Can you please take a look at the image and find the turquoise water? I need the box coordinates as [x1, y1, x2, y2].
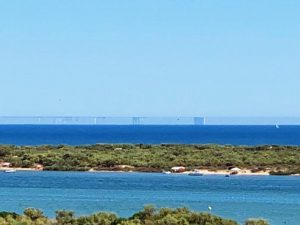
[0, 171, 299, 225]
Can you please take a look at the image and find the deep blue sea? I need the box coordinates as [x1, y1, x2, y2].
[0, 125, 300, 145]
[0, 172, 299, 225]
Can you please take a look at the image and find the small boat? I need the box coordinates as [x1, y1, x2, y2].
[4, 169, 16, 173]
[188, 171, 203, 176]
[162, 171, 171, 174]
[225, 174, 230, 177]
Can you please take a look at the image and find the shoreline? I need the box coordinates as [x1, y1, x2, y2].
[0, 167, 36, 171]
[2, 167, 299, 176]
[183, 169, 271, 176]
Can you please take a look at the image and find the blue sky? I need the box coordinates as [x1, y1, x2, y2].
[0, 0, 299, 117]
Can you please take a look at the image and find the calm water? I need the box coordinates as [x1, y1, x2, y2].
[0, 125, 300, 145]
[0, 171, 299, 225]
[1, 125, 300, 225]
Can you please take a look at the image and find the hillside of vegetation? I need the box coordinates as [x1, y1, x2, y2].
[0, 206, 269, 225]
[0, 144, 300, 174]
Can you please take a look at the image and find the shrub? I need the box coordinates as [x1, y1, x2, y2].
[245, 218, 270, 225]
[24, 208, 44, 220]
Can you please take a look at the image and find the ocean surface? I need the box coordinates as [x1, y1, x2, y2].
[1, 125, 300, 225]
[0, 171, 299, 225]
[0, 125, 300, 145]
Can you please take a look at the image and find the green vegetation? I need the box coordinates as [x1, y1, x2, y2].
[245, 219, 270, 225]
[0, 207, 269, 225]
[0, 144, 300, 174]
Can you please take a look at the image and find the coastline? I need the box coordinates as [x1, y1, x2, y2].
[183, 169, 271, 176]
[2, 167, 300, 176]
[94, 168, 273, 176]
[0, 167, 36, 171]
[0, 167, 278, 176]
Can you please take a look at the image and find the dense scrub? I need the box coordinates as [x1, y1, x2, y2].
[0, 144, 300, 174]
[0, 207, 269, 225]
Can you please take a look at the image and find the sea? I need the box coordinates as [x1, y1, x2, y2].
[0, 172, 299, 225]
[0, 125, 300, 225]
[0, 125, 300, 145]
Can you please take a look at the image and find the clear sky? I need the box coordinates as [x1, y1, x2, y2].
[0, 0, 299, 117]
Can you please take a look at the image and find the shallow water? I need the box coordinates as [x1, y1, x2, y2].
[0, 171, 299, 225]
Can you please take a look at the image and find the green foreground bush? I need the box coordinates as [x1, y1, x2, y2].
[0, 207, 270, 225]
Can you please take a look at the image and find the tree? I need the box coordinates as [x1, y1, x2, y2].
[56, 210, 75, 225]
[24, 208, 44, 220]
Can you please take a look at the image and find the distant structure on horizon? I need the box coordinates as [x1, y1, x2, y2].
[194, 117, 205, 125]
[0, 116, 299, 125]
[0, 116, 205, 125]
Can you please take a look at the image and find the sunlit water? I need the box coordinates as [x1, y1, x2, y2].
[0, 171, 299, 225]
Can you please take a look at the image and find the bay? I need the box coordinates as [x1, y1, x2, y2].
[0, 172, 299, 225]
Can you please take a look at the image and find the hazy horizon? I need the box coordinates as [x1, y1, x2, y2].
[0, 116, 300, 125]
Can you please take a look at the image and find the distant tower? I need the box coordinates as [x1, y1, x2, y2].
[132, 117, 140, 125]
[193, 117, 205, 125]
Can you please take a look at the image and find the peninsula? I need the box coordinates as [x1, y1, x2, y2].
[0, 144, 299, 175]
